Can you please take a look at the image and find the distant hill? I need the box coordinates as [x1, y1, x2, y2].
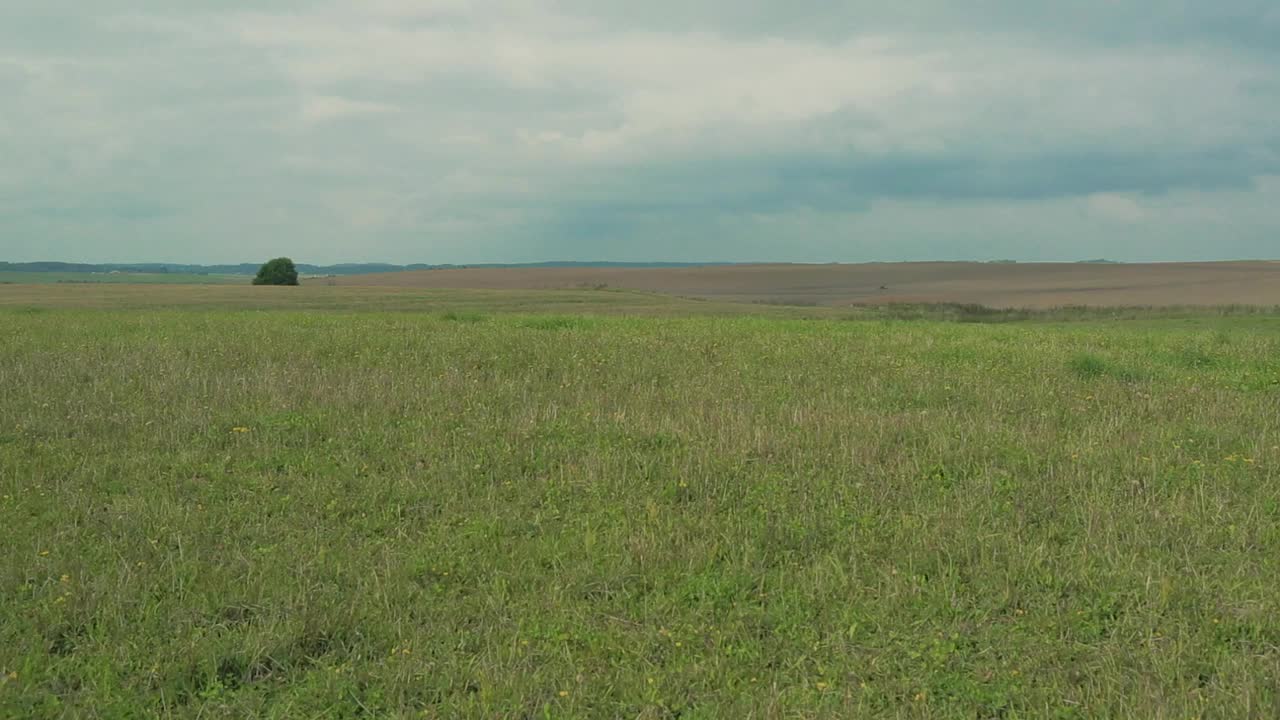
[0, 261, 729, 277]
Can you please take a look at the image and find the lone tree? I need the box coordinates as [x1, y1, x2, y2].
[253, 257, 300, 286]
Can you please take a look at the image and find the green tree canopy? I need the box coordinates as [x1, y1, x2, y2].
[253, 257, 300, 286]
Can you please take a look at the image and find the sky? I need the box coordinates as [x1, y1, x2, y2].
[2, 1, 1279, 265]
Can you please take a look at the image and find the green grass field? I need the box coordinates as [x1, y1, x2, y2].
[2, 287, 1280, 718]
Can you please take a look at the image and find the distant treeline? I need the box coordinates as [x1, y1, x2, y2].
[0, 261, 728, 276]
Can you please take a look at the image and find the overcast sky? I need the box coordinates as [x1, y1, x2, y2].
[3, 1, 1278, 264]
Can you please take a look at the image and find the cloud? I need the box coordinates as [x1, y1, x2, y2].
[300, 95, 398, 124]
[1, 1, 1278, 263]
[1086, 194, 1146, 224]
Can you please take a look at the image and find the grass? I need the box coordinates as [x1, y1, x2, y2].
[0, 272, 248, 286]
[0, 284, 816, 317]
[2, 289, 1280, 717]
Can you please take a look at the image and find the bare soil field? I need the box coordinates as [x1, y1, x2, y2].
[337, 261, 1280, 308]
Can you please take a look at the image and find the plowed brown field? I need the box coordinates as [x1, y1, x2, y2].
[336, 261, 1280, 308]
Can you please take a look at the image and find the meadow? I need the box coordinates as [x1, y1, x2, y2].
[2, 285, 1280, 718]
[334, 261, 1280, 309]
[0, 272, 246, 286]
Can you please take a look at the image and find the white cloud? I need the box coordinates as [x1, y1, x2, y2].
[226, 3, 1273, 165]
[300, 95, 398, 124]
[1086, 193, 1146, 223]
[1, 1, 1277, 263]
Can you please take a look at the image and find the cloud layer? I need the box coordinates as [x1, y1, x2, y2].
[3, 1, 1278, 263]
